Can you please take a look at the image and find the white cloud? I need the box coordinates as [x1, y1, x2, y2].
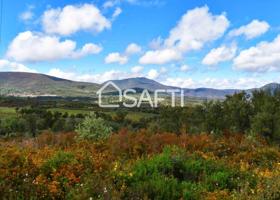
[73, 43, 103, 59]
[20, 11, 34, 21]
[125, 43, 142, 55]
[0, 59, 36, 73]
[6, 31, 102, 62]
[228, 20, 270, 39]
[112, 7, 122, 20]
[131, 65, 144, 73]
[160, 67, 168, 73]
[163, 78, 194, 88]
[105, 43, 141, 65]
[19, 5, 35, 22]
[180, 64, 190, 72]
[45, 68, 274, 89]
[105, 52, 128, 64]
[103, 1, 116, 9]
[147, 69, 160, 79]
[163, 77, 271, 89]
[164, 6, 229, 52]
[103, 0, 164, 8]
[140, 6, 229, 65]
[202, 44, 237, 65]
[47, 67, 146, 83]
[48, 68, 76, 80]
[42, 4, 111, 36]
[139, 48, 182, 65]
[149, 37, 163, 50]
[233, 35, 280, 72]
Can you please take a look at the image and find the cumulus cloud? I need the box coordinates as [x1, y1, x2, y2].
[164, 6, 229, 52]
[125, 43, 142, 55]
[73, 43, 103, 59]
[105, 52, 128, 64]
[233, 35, 280, 72]
[42, 4, 111, 36]
[228, 20, 270, 39]
[6, 31, 102, 62]
[105, 43, 141, 65]
[139, 6, 229, 65]
[202, 44, 237, 66]
[0, 59, 36, 73]
[139, 48, 182, 65]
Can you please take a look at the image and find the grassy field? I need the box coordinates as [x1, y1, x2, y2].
[0, 107, 16, 117]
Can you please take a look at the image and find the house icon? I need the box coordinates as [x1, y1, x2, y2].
[96, 81, 122, 108]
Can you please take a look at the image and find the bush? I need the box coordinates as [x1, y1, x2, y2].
[75, 112, 112, 141]
[115, 146, 256, 199]
[41, 151, 76, 175]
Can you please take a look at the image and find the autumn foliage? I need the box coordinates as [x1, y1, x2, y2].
[0, 130, 279, 199]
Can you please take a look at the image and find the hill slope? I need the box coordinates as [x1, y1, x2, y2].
[108, 77, 178, 91]
[0, 72, 100, 97]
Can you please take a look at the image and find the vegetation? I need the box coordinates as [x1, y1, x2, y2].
[1, 90, 280, 199]
[0, 131, 279, 199]
[75, 113, 112, 140]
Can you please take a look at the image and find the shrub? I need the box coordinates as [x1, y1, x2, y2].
[75, 112, 112, 141]
[114, 147, 256, 199]
[41, 151, 76, 176]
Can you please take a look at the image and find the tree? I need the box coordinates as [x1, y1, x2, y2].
[75, 112, 112, 141]
[223, 92, 252, 133]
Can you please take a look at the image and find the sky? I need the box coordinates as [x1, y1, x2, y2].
[0, 0, 280, 89]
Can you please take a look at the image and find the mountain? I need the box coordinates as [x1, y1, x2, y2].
[108, 77, 178, 91]
[260, 83, 280, 92]
[108, 77, 239, 98]
[0, 72, 279, 99]
[183, 88, 240, 99]
[0, 72, 99, 97]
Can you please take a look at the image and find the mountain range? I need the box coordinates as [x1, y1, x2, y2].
[0, 72, 278, 99]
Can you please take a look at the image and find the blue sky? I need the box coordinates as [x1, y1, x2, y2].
[0, 0, 280, 89]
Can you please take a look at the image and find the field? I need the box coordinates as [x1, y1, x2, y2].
[0, 106, 17, 117]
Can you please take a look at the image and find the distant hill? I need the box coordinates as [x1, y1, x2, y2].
[0, 72, 279, 99]
[108, 77, 239, 98]
[260, 83, 280, 92]
[108, 77, 178, 91]
[0, 72, 99, 97]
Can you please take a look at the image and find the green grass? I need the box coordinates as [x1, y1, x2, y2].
[48, 108, 91, 115]
[0, 107, 17, 117]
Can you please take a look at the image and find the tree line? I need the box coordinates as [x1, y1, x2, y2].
[1, 90, 280, 143]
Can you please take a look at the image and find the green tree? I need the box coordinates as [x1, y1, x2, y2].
[75, 112, 112, 141]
